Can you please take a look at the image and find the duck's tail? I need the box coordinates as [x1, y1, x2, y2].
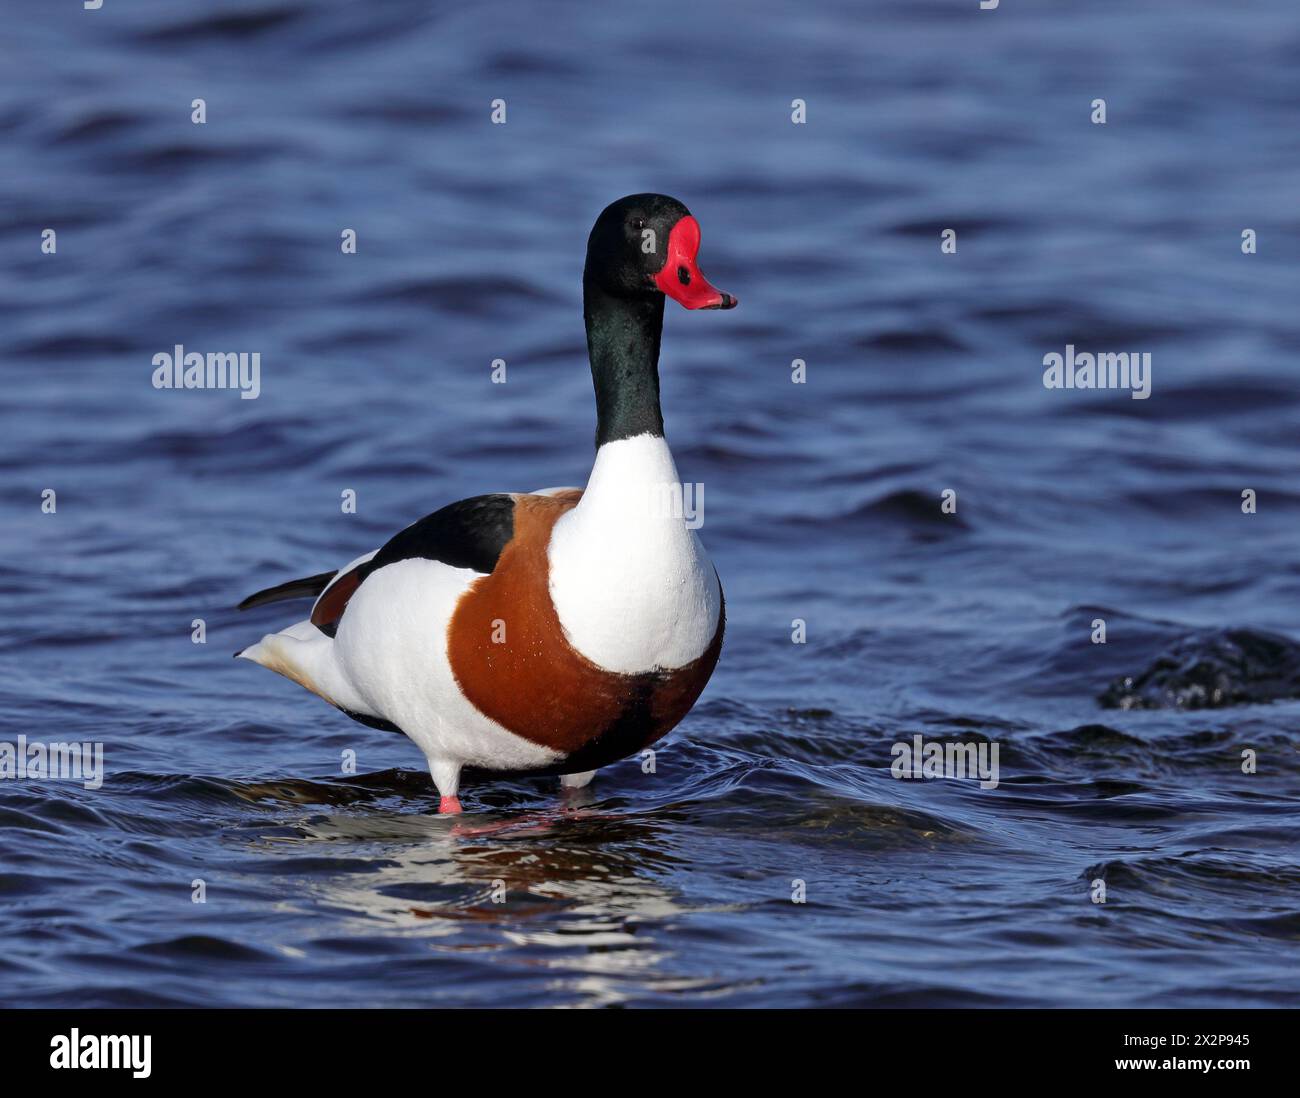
[234, 619, 350, 704]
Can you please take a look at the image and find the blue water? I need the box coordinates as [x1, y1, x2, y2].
[2, 0, 1299, 1007]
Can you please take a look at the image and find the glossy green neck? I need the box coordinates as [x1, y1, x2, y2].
[583, 280, 665, 447]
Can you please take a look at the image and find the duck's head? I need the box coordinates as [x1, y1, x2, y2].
[584, 193, 738, 311]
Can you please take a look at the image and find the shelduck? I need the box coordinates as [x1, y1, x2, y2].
[236, 194, 736, 813]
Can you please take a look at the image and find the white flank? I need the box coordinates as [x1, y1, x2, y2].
[547, 433, 721, 674]
[241, 556, 561, 796]
[329, 558, 562, 779]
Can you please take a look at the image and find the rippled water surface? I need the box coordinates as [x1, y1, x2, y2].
[3, 0, 1299, 1007]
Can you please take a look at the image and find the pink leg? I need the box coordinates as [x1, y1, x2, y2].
[429, 760, 463, 815]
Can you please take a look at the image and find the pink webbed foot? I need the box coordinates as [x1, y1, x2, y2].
[439, 796, 463, 815]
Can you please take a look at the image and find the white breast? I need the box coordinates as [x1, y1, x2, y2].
[547, 433, 721, 674]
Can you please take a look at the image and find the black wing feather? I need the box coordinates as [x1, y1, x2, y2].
[237, 494, 516, 616]
[365, 493, 516, 576]
[237, 570, 337, 611]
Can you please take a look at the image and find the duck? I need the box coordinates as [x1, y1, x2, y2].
[236, 194, 736, 813]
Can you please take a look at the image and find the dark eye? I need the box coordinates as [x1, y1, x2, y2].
[630, 217, 646, 231]
[677, 265, 691, 286]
